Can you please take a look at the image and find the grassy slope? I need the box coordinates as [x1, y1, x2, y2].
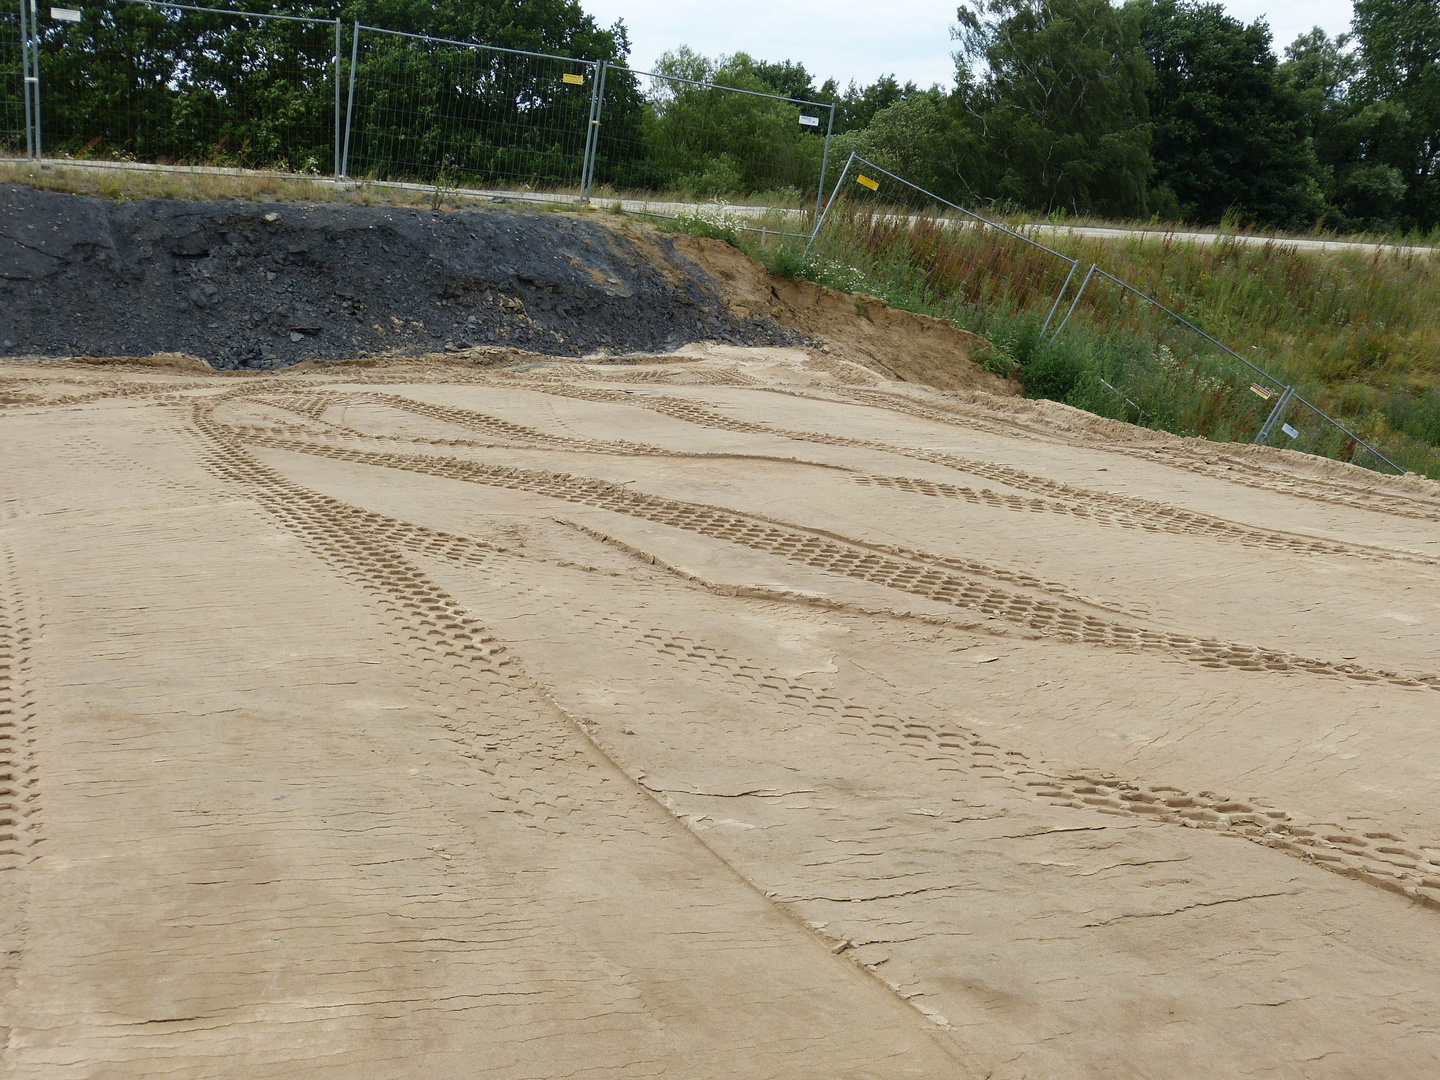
[734, 205, 1440, 478]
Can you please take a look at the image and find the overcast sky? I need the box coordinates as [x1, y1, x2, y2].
[580, 0, 1357, 91]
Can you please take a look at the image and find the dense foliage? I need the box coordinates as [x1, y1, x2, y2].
[7, 0, 1440, 231]
[684, 0, 1440, 233]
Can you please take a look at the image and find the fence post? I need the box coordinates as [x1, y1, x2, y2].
[18, 0, 32, 158]
[1254, 385, 1295, 444]
[1038, 259, 1078, 342]
[813, 103, 835, 225]
[579, 59, 604, 205]
[805, 150, 855, 255]
[1050, 263, 1096, 338]
[22, 0, 41, 158]
[340, 21, 359, 179]
[332, 19, 341, 177]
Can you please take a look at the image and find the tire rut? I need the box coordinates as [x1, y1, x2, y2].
[224, 421, 1440, 692]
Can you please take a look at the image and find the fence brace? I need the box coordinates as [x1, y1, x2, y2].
[579, 59, 606, 204]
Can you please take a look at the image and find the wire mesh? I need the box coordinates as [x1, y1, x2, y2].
[34, 0, 337, 171]
[2, 5, 23, 155]
[806, 153, 1078, 326]
[342, 26, 596, 192]
[1052, 266, 1403, 471]
[1051, 267, 1283, 442]
[587, 64, 834, 211]
[1276, 395, 1398, 473]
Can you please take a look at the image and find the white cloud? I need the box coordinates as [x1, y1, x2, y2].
[580, 0, 1358, 92]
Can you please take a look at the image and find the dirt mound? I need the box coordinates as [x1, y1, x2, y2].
[670, 235, 1019, 396]
[0, 184, 800, 369]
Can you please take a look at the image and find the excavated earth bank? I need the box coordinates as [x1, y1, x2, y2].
[0, 183, 1018, 398]
[0, 183, 805, 369]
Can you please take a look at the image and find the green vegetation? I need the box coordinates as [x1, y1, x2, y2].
[716, 206, 1440, 477]
[588, 49, 830, 199]
[672, 0, 1440, 237]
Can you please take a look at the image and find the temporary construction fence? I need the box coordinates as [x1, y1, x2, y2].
[1048, 265, 1403, 473]
[808, 154, 1405, 475]
[339, 25, 599, 192]
[7, 2, 839, 211]
[807, 153, 1080, 335]
[584, 63, 835, 218]
[18, 0, 339, 173]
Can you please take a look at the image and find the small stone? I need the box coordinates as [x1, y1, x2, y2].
[264, 212, 280, 223]
[289, 332, 304, 343]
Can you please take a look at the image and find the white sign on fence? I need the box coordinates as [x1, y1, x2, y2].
[51, 7, 81, 20]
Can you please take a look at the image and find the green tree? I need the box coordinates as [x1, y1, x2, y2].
[830, 90, 971, 198]
[1352, 0, 1440, 229]
[1281, 27, 1410, 229]
[614, 47, 828, 197]
[952, 0, 1153, 217]
[816, 74, 925, 134]
[1139, 0, 1323, 226]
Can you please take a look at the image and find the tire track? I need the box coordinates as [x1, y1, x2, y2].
[224, 422, 1440, 692]
[510, 381, 1437, 566]
[853, 474, 1434, 565]
[830, 385, 1440, 524]
[0, 550, 41, 871]
[188, 393, 649, 838]
[407, 531, 1440, 917]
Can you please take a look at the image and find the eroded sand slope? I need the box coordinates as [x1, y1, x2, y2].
[2, 349, 1439, 1078]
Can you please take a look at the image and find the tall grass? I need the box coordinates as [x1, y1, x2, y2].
[750, 201, 1440, 478]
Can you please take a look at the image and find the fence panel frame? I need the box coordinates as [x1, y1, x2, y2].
[342, 23, 598, 199]
[1051, 266, 1404, 473]
[28, 0, 341, 171]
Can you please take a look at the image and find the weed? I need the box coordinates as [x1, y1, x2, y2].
[752, 201, 1440, 477]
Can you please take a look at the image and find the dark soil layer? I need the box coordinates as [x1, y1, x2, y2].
[0, 184, 800, 369]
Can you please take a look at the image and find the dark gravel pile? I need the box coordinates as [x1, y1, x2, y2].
[0, 184, 800, 369]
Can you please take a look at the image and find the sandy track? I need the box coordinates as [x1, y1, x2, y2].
[2, 348, 1439, 1078]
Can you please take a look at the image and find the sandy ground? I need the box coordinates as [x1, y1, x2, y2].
[2, 347, 1440, 1078]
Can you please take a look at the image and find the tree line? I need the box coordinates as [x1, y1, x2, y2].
[797, 0, 1440, 234]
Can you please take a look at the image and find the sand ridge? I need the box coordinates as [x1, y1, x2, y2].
[2, 350, 1439, 1077]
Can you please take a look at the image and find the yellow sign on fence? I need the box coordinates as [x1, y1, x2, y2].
[562, 72, 585, 85]
[856, 174, 879, 191]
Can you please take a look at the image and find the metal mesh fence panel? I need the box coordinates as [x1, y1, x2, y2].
[34, 0, 338, 171]
[1051, 266, 1281, 443]
[342, 26, 597, 192]
[2, 5, 23, 155]
[806, 153, 1078, 329]
[1273, 395, 1398, 473]
[1051, 266, 1403, 472]
[587, 64, 834, 213]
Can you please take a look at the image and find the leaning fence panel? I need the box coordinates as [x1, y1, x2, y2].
[587, 64, 834, 221]
[2, 4, 23, 155]
[342, 26, 596, 193]
[806, 153, 1079, 337]
[1050, 266, 1285, 443]
[33, 0, 338, 172]
[1049, 264, 1404, 472]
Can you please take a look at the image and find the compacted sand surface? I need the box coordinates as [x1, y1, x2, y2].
[2, 349, 1440, 1078]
